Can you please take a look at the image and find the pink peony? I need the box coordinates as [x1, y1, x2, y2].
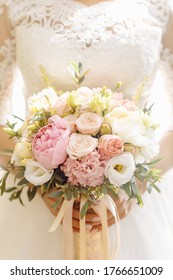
[98, 134, 124, 160]
[32, 115, 70, 169]
[61, 150, 105, 187]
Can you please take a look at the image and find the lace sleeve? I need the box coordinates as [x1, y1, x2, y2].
[0, 2, 16, 125]
[159, 6, 173, 131]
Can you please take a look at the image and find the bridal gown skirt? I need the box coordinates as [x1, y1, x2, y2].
[0, 170, 173, 260]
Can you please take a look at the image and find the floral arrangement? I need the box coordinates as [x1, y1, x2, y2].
[0, 63, 161, 222]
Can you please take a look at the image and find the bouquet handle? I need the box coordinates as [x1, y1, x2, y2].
[49, 195, 120, 260]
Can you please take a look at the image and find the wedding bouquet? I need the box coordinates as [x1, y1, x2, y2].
[0, 64, 161, 260]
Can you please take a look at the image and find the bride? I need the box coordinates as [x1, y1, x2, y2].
[0, 0, 173, 259]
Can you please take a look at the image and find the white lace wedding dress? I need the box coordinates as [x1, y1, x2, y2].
[0, 0, 173, 259]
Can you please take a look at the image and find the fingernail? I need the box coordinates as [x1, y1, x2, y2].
[91, 217, 100, 222]
[85, 224, 92, 230]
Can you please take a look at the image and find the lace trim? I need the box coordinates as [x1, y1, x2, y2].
[0, 38, 16, 123]
[159, 47, 173, 130]
[161, 47, 173, 68]
[147, 0, 171, 30]
[6, 0, 163, 50]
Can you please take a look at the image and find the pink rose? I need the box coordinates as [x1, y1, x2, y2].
[32, 115, 70, 169]
[98, 134, 124, 159]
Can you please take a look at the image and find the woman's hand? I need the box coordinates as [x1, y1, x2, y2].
[38, 188, 138, 233]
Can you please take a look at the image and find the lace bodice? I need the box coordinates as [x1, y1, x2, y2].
[0, 0, 172, 124]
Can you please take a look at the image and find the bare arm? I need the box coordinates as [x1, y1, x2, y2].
[0, 4, 16, 166]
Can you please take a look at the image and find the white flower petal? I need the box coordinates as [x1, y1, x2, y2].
[24, 160, 53, 186]
[105, 152, 136, 187]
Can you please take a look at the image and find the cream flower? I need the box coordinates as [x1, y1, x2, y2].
[76, 112, 103, 135]
[28, 87, 58, 112]
[66, 133, 98, 159]
[11, 142, 33, 166]
[111, 111, 148, 146]
[105, 152, 136, 187]
[24, 160, 54, 186]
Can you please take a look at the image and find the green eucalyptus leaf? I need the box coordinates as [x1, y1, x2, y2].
[17, 178, 29, 186]
[48, 190, 64, 198]
[101, 184, 108, 194]
[51, 198, 63, 209]
[146, 182, 152, 193]
[64, 189, 72, 201]
[152, 183, 161, 193]
[0, 172, 9, 195]
[121, 183, 132, 197]
[27, 186, 37, 201]
[5, 187, 17, 193]
[78, 62, 83, 74]
[131, 181, 143, 207]
[19, 197, 25, 206]
[80, 200, 89, 220]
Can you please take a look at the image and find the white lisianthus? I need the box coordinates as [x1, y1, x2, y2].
[140, 129, 160, 162]
[111, 111, 148, 146]
[105, 152, 136, 187]
[11, 142, 33, 166]
[28, 87, 58, 112]
[66, 133, 98, 159]
[24, 160, 54, 186]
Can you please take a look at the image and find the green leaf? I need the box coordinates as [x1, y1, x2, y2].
[27, 186, 37, 201]
[14, 171, 25, 183]
[19, 197, 25, 206]
[17, 178, 29, 186]
[78, 62, 83, 74]
[64, 189, 72, 201]
[121, 183, 132, 197]
[101, 184, 108, 194]
[152, 183, 161, 193]
[80, 200, 90, 220]
[12, 114, 24, 122]
[0, 172, 9, 195]
[146, 182, 152, 194]
[79, 187, 88, 194]
[51, 198, 63, 209]
[48, 190, 64, 198]
[5, 187, 17, 193]
[131, 181, 143, 207]
[147, 157, 163, 166]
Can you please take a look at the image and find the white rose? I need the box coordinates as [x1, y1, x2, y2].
[66, 133, 98, 159]
[28, 87, 58, 112]
[105, 152, 136, 187]
[24, 160, 53, 186]
[77, 87, 94, 108]
[111, 111, 148, 146]
[76, 112, 103, 135]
